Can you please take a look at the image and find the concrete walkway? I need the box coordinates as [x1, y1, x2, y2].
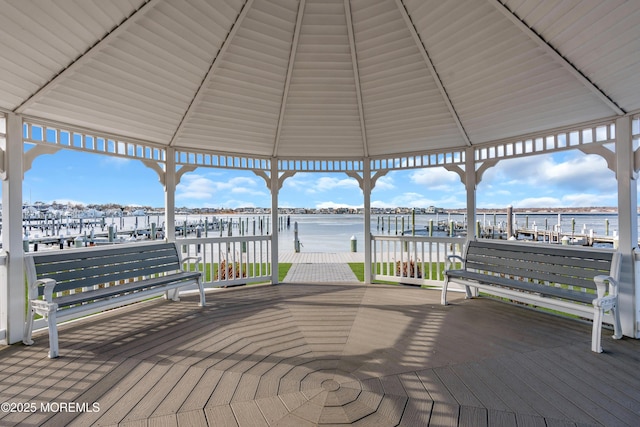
[280, 252, 362, 283]
[279, 251, 364, 264]
[283, 262, 359, 283]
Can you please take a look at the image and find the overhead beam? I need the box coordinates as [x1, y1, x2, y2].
[16, 0, 162, 113]
[272, 0, 306, 157]
[394, 0, 472, 146]
[170, 0, 254, 147]
[489, 0, 625, 116]
[344, 0, 369, 157]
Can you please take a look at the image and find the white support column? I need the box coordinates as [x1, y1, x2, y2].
[363, 160, 372, 284]
[270, 160, 279, 284]
[615, 116, 637, 338]
[465, 147, 477, 242]
[165, 148, 176, 242]
[1, 113, 25, 344]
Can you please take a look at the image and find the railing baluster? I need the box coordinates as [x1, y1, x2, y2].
[371, 235, 463, 286]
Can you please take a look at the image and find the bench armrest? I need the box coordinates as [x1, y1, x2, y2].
[445, 254, 465, 271]
[593, 274, 618, 301]
[181, 256, 202, 273]
[28, 278, 57, 303]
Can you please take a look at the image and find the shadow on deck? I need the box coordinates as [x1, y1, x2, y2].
[1, 282, 639, 426]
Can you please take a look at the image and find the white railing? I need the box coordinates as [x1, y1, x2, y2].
[371, 235, 465, 286]
[178, 235, 273, 288]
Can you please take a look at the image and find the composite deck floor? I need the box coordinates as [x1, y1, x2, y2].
[2, 274, 640, 426]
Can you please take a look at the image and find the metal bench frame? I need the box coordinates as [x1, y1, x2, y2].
[441, 239, 622, 353]
[23, 241, 205, 358]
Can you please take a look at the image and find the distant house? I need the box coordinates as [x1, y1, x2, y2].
[425, 206, 444, 214]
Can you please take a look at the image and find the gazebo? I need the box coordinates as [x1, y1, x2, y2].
[1, 0, 640, 404]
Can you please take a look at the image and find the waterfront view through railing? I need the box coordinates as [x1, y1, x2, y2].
[15, 211, 629, 253]
[18, 212, 628, 336]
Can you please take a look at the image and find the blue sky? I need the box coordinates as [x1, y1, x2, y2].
[17, 148, 620, 210]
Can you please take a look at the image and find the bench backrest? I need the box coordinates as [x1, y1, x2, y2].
[26, 242, 183, 297]
[463, 240, 619, 290]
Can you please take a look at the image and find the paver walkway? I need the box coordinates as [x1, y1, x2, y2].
[279, 252, 364, 264]
[283, 263, 358, 283]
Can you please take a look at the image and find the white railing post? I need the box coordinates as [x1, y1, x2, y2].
[1, 113, 25, 344]
[615, 116, 637, 338]
[165, 147, 176, 242]
[364, 159, 372, 283]
[270, 160, 279, 284]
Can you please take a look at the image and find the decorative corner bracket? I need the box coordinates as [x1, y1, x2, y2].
[23, 144, 62, 177]
[253, 170, 296, 191]
[346, 169, 388, 191]
[142, 160, 196, 188]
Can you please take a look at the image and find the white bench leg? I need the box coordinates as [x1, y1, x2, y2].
[611, 303, 623, 341]
[592, 306, 604, 353]
[165, 289, 180, 302]
[592, 296, 622, 353]
[197, 279, 206, 307]
[46, 306, 59, 358]
[464, 285, 474, 299]
[23, 304, 36, 346]
[441, 277, 449, 305]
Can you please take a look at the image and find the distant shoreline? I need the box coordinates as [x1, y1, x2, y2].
[450, 207, 618, 214]
[18, 202, 622, 217]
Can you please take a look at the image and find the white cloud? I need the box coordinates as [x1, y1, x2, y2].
[176, 174, 267, 202]
[314, 176, 360, 191]
[479, 152, 617, 208]
[373, 175, 395, 191]
[410, 168, 462, 191]
[101, 156, 132, 168]
[176, 175, 216, 200]
[483, 153, 615, 193]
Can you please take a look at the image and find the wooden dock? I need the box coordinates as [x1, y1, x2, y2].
[2, 282, 639, 426]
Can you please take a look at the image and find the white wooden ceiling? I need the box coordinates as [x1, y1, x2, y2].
[1, 0, 638, 159]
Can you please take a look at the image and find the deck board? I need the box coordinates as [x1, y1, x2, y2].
[2, 282, 640, 426]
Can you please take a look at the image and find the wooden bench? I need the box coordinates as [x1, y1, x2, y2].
[441, 239, 622, 353]
[23, 241, 205, 358]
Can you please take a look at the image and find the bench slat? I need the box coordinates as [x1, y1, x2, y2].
[33, 246, 179, 275]
[462, 242, 613, 290]
[464, 259, 600, 290]
[466, 256, 609, 280]
[30, 242, 178, 263]
[470, 240, 614, 262]
[37, 259, 183, 295]
[467, 248, 612, 275]
[446, 270, 595, 304]
[468, 248, 612, 272]
[54, 271, 201, 307]
[31, 243, 187, 295]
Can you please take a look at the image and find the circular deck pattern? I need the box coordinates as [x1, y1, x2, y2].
[9, 279, 631, 426]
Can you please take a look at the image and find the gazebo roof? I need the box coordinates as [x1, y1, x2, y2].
[1, 0, 639, 160]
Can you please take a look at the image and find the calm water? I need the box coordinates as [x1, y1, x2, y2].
[187, 212, 624, 253]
